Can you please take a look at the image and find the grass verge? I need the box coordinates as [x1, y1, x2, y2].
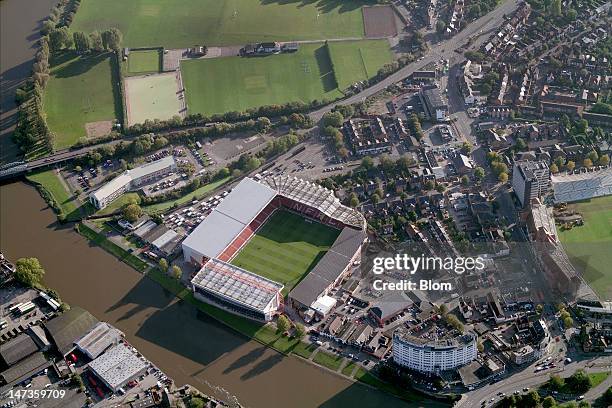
[78, 223, 148, 272]
[313, 350, 344, 372]
[27, 170, 93, 222]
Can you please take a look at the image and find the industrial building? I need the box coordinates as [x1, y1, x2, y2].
[75, 322, 123, 360]
[420, 87, 448, 121]
[89, 156, 177, 209]
[88, 342, 148, 392]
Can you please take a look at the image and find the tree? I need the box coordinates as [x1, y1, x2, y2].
[554, 156, 566, 168]
[498, 172, 508, 183]
[603, 386, 612, 405]
[536, 304, 543, 315]
[550, 163, 559, 174]
[424, 180, 435, 190]
[551, 0, 562, 16]
[444, 314, 464, 332]
[73, 31, 90, 53]
[523, 390, 540, 407]
[436, 183, 446, 192]
[338, 147, 349, 159]
[371, 193, 380, 204]
[598, 154, 609, 166]
[378, 154, 395, 173]
[14, 257, 45, 287]
[461, 175, 469, 186]
[89, 31, 103, 52]
[566, 369, 591, 393]
[460, 142, 472, 155]
[548, 374, 564, 391]
[474, 167, 485, 180]
[542, 396, 557, 408]
[477, 341, 484, 353]
[436, 20, 447, 34]
[349, 193, 359, 208]
[277, 315, 290, 333]
[516, 138, 527, 151]
[188, 396, 206, 408]
[583, 158, 593, 168]
[171, 265, 182, 280]
[464, 50, 486, 63]
[587, 150, 599, 163]
[49, 27, 72, 51]
[102, 28, 123, 51]
[563, 316, 573, 328]
[322, 111, 344, 128]
[159, 258, 168, 271]
[123, 203, 142, 223]
[361, 156, 374, 170]
[566, 160, 576, 171]
[294, 323, 306, 339]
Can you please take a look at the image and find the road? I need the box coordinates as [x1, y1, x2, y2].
[456, 355, 612, 407]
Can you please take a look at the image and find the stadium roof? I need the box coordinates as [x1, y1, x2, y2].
[552, 167, 612, 203]
[88, 342, 147, 390]
[191, 258, 283, 312]
[290, 227, 366, 307]
[182, 178, 276, 259]
[260, 175, 365, 229]
[75, 322, 123, 359]
[0, 333, 38, 366]
[45, 306, 99, 356]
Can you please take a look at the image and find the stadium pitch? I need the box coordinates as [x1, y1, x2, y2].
[230, 210, 340, 292]
[559, 195, 612, 300]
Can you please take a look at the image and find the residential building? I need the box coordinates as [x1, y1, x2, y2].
[511, 160, 550, 207]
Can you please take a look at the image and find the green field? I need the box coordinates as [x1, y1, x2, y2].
[97, 192, 141, 216]
[327, 40, 394, 90]
[124, 72, 181, 125]
[181, 43, 343, 115]
[127, 49, 162, 74]
[44, 53, 120, 149]
[27, 170, 81, 220]
[559, 195, 612, 300]
[71, 0, 369, 48]
[230, 210, 340, 291]
[312, 350, 344, 371]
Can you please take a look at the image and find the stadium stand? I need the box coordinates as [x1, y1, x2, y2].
[552, 167, 612, 203]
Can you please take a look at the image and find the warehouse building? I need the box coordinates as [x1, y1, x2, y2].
[88, 342, 148, 392]
[45, 306, 99, 357]
[75, 322, 123, 360]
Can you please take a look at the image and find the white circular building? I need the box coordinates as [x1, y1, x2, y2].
[392, 328, 477, 373]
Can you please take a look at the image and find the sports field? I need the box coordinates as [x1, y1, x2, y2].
[44, 53, 120, 149]
[182, 43, 344, 115]
[127, 49, 162, 74]
[231, 210, 340, 291]
[327, 39, 394, 90]
[71, 0, 369, 48]
[559, 195, 612, 300]
[124, 72, 182, 126]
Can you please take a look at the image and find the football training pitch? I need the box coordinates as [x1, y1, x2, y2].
[127, 49, 162, 74]
[181, 41, 391, 115]
[231, 210, 340, 291]
[559, 195, 612, 300]
[327, 40, 393, 90]
[124, 72, 182, 126]
[44, 52, 120, 148]
[71, 0, 369, 48]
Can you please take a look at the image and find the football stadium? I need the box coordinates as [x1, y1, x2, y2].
[182, 176, 367, 321]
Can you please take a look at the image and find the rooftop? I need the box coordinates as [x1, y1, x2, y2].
[45, 306, 99, 356]
[192, 258, 283, 312]
[75, 322, 123, 359]
[88, 342, 147, 390]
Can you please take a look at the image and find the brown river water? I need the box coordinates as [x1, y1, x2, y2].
[0, 1, 442, 406]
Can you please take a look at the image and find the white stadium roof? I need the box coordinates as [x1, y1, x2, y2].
[214, 177, 276, 224]
[552, 167, 612, 203]
[261, 175, 365, 229]
[191, 258, 283, 312]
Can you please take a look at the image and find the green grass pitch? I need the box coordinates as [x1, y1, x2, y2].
[44, 52, 120, 149]
[181, 43, 344, 115]
[230, 210, 340, 291]
[327, 39, 394, 90]
[559, 195, 612, 300]
[71, 0, 370, 48]
[127, 49, 162, 74]
[124, 72, 181, 126]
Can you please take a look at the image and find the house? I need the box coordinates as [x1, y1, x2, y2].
[281, 42, 299, 53]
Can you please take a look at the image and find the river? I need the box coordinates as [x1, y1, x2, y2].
[0, 1, 437, 407]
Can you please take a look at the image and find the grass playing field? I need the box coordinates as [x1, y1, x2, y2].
[124, 72, 181, 126]
[182, 41, 393, 115]
[558, 195, 612, 300]
[230, 210, 340, 291]
[181, 43, 343, 115]
[127, 49, 162, 74]
[327, 39, 394, 90]
[71, 0, 369, 48]
[44, 52, 120, 149]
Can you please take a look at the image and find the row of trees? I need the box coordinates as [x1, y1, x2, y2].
[48, 26, 122, 53]
[158, 258, 182, 280]
[276, 315, 306, 339]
